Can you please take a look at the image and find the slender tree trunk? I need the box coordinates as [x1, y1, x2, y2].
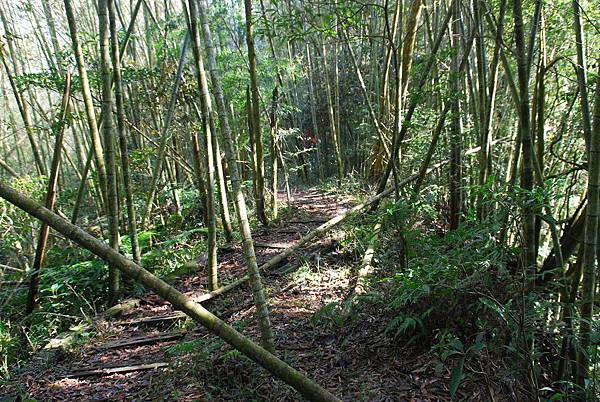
[577, 59, 600, 395]
[189, 0, 218, 291]
[197, 0, 274, 352]
[473, 0, 489, 219]
[64, 0, 109, 208]
[322, 41, 344, 183]
[269, 86, 279, 220]
[305, 39, 323, 181]
[512, 0, 539, 394]
[188, 102, 209, 223]
[99, 0, 121, 306]
[246, 86, 258, 197]
[41, 0, 61, 67]
[213, 131, 234, 243]
[448, 0, 462, 230]
[571, 0, 592, 149]
[400, 0, 423, 102]
[109, 0, 141, 266]
[513, 0, 537, 283]
[244, 0, 268, 225]
[24, 73, 71, 315]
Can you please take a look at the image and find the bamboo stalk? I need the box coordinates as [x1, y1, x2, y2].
[25, 73, 71, 315]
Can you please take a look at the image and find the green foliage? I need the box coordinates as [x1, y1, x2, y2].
[15, 71, 67, 93]
[371, 199, 523, 396]
[0, 321, 17, 379]
[0, 177, 46, 268]
[120, 230, 155, 257]
[141, 227, 207, 279]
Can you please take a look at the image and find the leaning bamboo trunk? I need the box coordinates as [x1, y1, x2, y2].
[0, 181, 340, 402]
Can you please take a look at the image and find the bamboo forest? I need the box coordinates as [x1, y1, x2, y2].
[0, 0, 598, 400]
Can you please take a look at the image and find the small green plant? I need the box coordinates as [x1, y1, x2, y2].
[384, 309, 431, 341]
[432, 332, 486, 397]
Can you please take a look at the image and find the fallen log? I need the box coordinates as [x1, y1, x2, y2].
[0, 181, 340, 402]
[342, 222, 382, 318]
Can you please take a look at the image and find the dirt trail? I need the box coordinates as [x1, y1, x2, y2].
[6, 189, 501, 401]
[12, 189, 366, 401]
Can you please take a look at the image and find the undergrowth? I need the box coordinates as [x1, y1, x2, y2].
[308, 188, 556, 399]
[0, 182, 211, 381]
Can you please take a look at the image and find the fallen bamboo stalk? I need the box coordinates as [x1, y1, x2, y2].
[353, 222, 382, 297]
[342, 222, 382, 319]
[0, 264, 24, 272]
[94, 331, 185, 351]
[117, 312, 187, 326]
[67, 362, 169, 378]
[254, 242, 292, 249]
[0, 182, 341, 402]
[196, 185, 398, 300]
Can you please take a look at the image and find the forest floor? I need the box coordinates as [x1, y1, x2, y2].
[4, 189, 508, 401]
